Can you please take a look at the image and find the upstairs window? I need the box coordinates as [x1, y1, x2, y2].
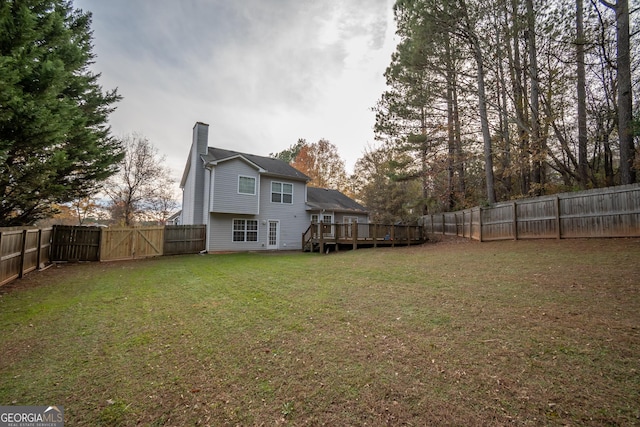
[271, 182, 293, 204]
[238, 176, 256, 195]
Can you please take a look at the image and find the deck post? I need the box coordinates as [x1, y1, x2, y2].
[302, 229, 313, 252]
[319, 221, 325, 254]
[373, 223, 377, 248]
[391, 225, 395, 247]
[352, 222, 357, 250]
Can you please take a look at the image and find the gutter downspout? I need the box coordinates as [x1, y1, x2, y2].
[204, 164, 213, 251]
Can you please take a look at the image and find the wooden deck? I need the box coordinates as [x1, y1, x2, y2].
[302, 222, 426, 253]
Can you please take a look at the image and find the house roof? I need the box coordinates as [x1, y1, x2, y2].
[166, 210, 181, 221]
[306, 187, 368, 214]
[202, 147, 310, 181]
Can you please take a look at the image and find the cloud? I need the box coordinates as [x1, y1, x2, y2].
[74, 0, 397, 179]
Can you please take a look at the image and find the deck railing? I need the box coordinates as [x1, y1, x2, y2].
[302, 222, 425, 252]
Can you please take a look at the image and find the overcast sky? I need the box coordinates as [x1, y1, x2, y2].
[73, 0, 398, 184]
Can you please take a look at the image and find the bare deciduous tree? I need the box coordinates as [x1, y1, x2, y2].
[104, 134, 177, 226]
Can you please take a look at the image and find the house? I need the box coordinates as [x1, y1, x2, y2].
[166, 210, 181, 225]
[180, 122, 368, 252]
[306, 186, 368, 227]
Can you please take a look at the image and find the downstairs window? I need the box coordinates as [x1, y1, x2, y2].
[233, 219, 258, 242]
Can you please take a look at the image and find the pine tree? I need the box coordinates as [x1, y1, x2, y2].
[0, 0, 122, 226]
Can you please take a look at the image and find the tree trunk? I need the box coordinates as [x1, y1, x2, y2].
[453, 79, 465, 199]
[577, 0, 589, 188]
[445, 38, 456, 209]
[600, 0, 635, 183]
[461, 0, 496, 204]
[504, 0, 530, 195]
[526, 0, 543, 194]
[496, 10, 513, 197]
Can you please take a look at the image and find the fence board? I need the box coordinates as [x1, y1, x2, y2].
[0, 230, 24, 286]
[21, 229, 41, 276]
[39, 228, 52, 268]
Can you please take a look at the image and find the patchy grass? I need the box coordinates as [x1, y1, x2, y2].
[0, 238, 639, 426]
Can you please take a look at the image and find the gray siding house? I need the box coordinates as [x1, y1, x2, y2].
[180, 122, 367, 252]
[306, 187, 368, 228]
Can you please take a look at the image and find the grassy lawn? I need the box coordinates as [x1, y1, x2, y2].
[1, 237, 639, 426]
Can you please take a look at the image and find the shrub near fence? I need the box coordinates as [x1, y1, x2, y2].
[423, 183, 640, 241]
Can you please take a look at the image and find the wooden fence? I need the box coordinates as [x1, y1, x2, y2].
[422, 183, 640, 241]
[99, 226, 165, 261]
[0, 224, 206, 287]
[0, 227, 52, 286]
[164, 225, 208, 255]
[50, 226, 102, 261]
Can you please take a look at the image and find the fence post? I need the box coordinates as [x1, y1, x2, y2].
[555, 194, 561, 239]
[512, 201, 518, 240]
[461, 211, 465, 238]
[478, 207, 483, 242]
[36, 229, 43, 269]
[51, 225, 58, 261]
[19, 229, 27, 278]
[99, 227, 104, 261]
